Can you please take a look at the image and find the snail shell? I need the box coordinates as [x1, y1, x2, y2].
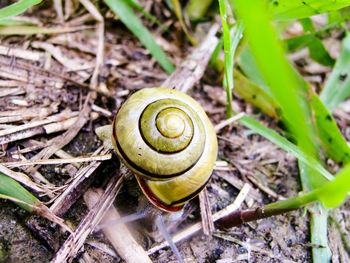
[112, 87, 217, 212]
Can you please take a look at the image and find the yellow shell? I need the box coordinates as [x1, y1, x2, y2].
[112, 87, 217, 212]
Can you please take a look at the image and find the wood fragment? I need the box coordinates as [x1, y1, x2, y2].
[147, 184, 251, 255]
[246, 174, 286, 201]
[50, 167, 126, 263]
[199, 188, 214, 236]
[0, 111, 79, 145]
[15, 153, 53, 186]
[85, 189, 152, 263]
[0, 104, 59, 123]
[3, 154, 112, 168]
[79, 0, 104, 89]
[91, 104, 112, 117]
[0, 44, 44, 61]
[23, 94, 92, 172]
[216, 171, 262, 203]
[50, 147, 109, 216]
[32, 41, 94, 72]
[161, 24, 219, 93]
[214, 113, 245, 133]
[0, 87, 25, 97]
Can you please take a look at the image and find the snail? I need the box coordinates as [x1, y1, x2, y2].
[96, 87, 218, 212]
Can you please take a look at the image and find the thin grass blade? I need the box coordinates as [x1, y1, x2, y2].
[299, 18, 334, 66]
[311, 93, 350, 163]
[315, 164, 350, 208]
[0, 0, 42, 20]
[219, 0, 243, 118]
[234, 70, 280, 118]
[320, 32, 350, 111]
[264, 163, 350, 211]
[271, 0, 350, 21]
[239, 116, 333, 181]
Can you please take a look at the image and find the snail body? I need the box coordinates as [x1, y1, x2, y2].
[110, 87, 217, 212]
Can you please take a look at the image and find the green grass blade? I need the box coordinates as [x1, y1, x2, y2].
[209, 35, 224, 70]
[264, 164, 350, 211]
[286, 33, 316, 52]
[238, 47, 270, 93]
[171, 0, 198, 45]
[239, 45, 350, 166]
[104, 0, 175, 74]
[232, 0, 322, 188]
[0, 172, 39, 212]
[240, 116, 333, 181]
[271, 0, 350, 21]
[234, 70, 280, 118]
[311, 93, 350, 163]
[309, 203, 332, 262]
[239, 47, 350, 166]
[298, 160, 331, 262]
[315, 164, 350, 208]
[299, 18, 334, 66]
[218, 0, 243, 118]
[305, 35, 335, 66]
[218, 0, 233, 118]
[320, 32, 350, 111]
[186, 0, 214, 20]
[0, 0, 42, 20]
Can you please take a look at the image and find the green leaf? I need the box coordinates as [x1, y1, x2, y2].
[171, 0, 198, 45]
[320, 32, 350, 111]
[0, 172, 39, 212]
[311, 93, 350, 164]
[309, 204, 332, 262]
[270, 0, 350, 21]
[286, 33, 335, 67]
[233, 70, 280, 118]
[286, 33, 315, 52]
[299, 18, 334, 66]
[307, 36, 335, 66]
[104, 0, 175, 74]
[0, 0, 42, 20]
[316, 164, 350, 208]
[239, 116, 333, 181]
[263, 164, 350, 220]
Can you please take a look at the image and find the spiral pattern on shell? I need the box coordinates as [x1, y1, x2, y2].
[112, 87, 218, 212]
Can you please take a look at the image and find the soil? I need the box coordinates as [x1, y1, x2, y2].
[0, 1, 349, 263]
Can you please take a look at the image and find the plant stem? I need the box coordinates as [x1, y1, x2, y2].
[216, 189, 318, 228]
